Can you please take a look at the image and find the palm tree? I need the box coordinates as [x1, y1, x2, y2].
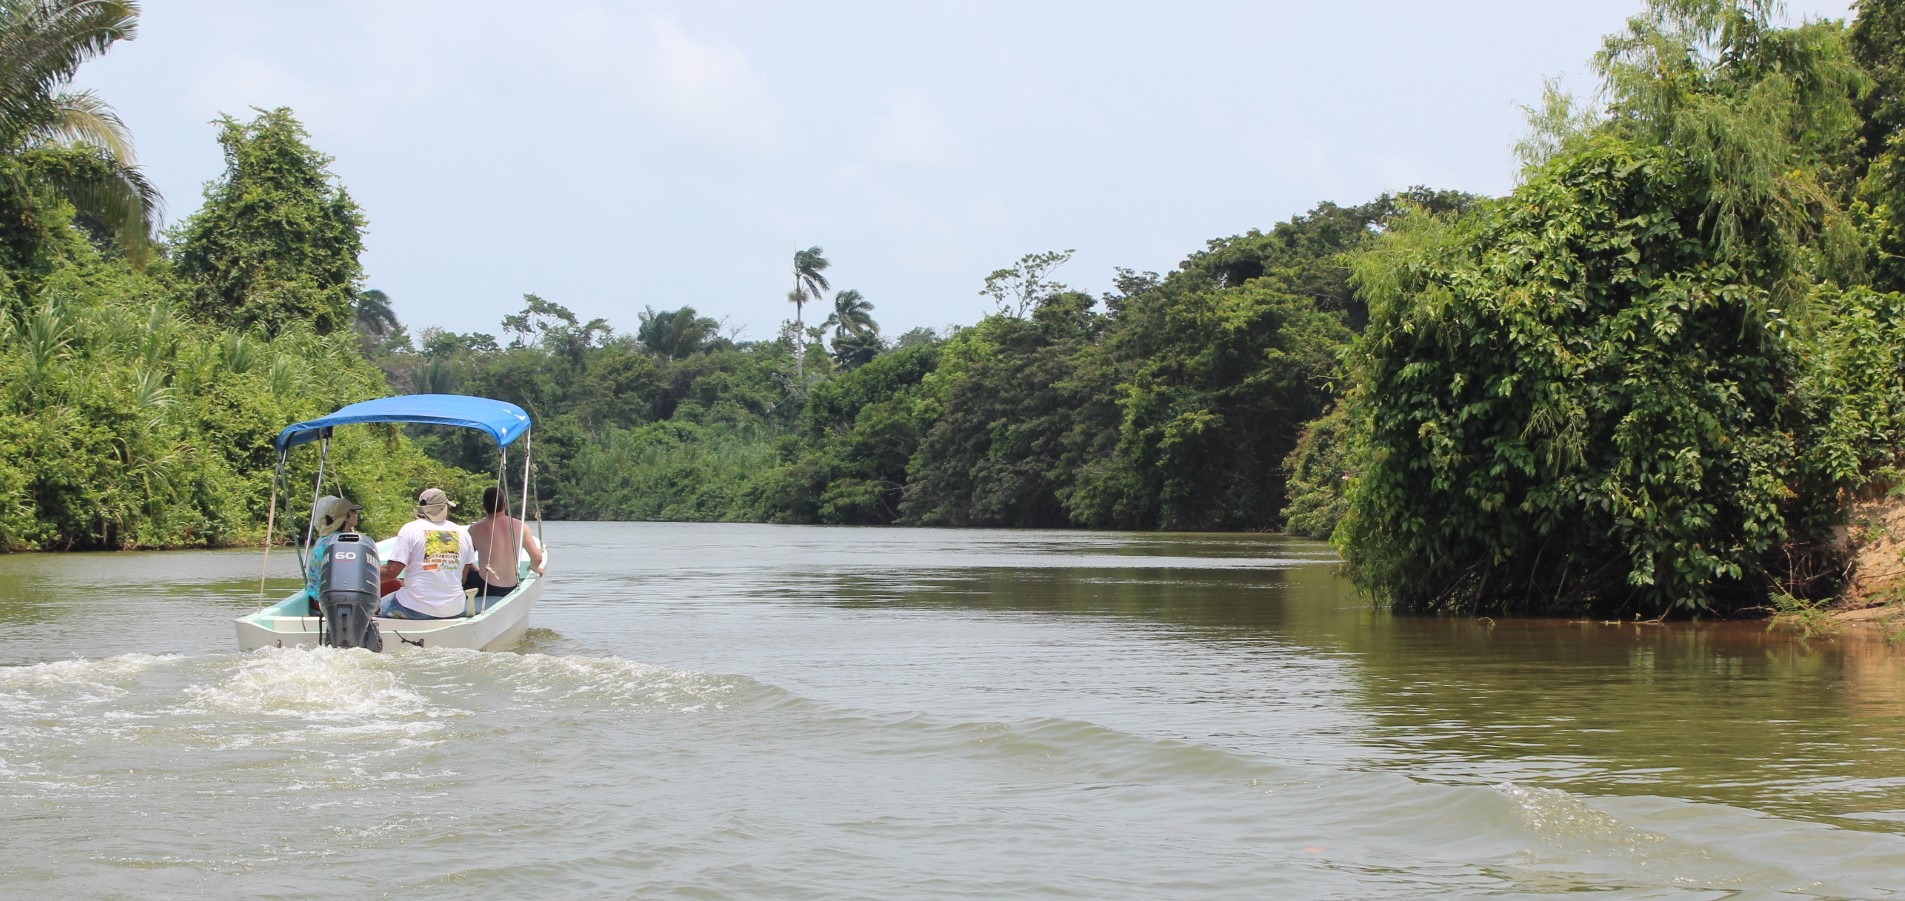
[828, 288, 876, 341]
[0, 0, 158, 258]
[414, 356, 457, 395]
[789, 245, 830, 379]
[352, 288, 398, 338]
[637, 304, 718, 359]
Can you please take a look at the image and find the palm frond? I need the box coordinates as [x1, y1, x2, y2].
[28, 142, 159, 255]
[353, 288, 399, 336]
[831, 288, 876, 337]
[35, 88, 134, 158]
[0, 0, 138, 148]
[793, 245, 831, 297]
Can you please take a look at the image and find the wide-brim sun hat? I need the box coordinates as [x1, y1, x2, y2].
[314, 495, 361, 535]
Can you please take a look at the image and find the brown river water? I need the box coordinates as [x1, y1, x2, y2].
[1, 522, 1901, 898]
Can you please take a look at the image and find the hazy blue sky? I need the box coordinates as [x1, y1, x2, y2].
[75, 1, 1856, 342]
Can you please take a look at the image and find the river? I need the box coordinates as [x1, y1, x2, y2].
[1, 522, 1900, 898]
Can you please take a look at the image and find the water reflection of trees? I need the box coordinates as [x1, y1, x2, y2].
[809, 532, 1903, 830]
[831, 563, 1299, 631]
[1334, 613, 1905, 829]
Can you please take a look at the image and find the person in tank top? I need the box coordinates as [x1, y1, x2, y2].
[465, 486, 545, 602]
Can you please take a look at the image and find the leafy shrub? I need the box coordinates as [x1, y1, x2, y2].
[1342, 138, 1804, 615]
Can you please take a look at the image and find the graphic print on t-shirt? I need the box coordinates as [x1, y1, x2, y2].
[422, 529, 461, 572]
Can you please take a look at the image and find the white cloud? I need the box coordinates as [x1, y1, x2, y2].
[868, 89, 965, 170]
[534, 10, 788, 155]
[185, 55, 311, 120]
[1244, 128, 1350, 201]
[641, 17, 787, 152]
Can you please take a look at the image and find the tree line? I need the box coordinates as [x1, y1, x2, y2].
[358, 191, 1458, 533]
[3, 0, 1902, 621]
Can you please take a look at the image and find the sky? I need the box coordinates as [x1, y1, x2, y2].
[74, 0, 1858, 343]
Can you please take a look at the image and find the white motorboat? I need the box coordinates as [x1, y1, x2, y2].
[236, 537, 545, 651]
[235, 394, 547, 653]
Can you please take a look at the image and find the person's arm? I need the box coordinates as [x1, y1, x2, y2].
[461, 524, 479, 579]
[305, 539, 328, 603]
[381, 528, 411, 581]
[523, 522, 545, 575]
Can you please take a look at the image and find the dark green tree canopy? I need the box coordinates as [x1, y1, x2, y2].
[1161, 189, 1474, 331]
[825, 288, 876, 340]
[171, 107, 366, 336]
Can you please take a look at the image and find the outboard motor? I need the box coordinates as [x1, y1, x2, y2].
[320, 532, 384, 652]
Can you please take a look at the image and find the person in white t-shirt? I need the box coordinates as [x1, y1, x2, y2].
[377, 487, 477, 619]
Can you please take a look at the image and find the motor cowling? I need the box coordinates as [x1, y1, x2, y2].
[320, 532, 384, 652]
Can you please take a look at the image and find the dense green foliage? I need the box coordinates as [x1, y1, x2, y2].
[387, 188, 1433, 532]
[763, 341, 940, 524]
[1280, 405, 1350, 540]
[1793, 285, 1905, 497]
[1851, 0, 1905, 294]
[172, 108, 367, 336]
[344, 179, 1407, 531]
[1343, 140, 1805, 612]
[0, 239, 475, 550]
[902, 304, 1108, 527]
[1337, 0, 1905, 616]
[1077, 277, 1347, 530]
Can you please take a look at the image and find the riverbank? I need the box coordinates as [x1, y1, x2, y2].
[1834, 489, 1905, 617]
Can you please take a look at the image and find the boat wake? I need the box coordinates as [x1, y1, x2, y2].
[5, 649, 1904, 898]
[188, 647, 432, 719]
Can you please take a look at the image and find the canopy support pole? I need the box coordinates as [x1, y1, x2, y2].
[521, 430, 541, 544]
[304, 434, 330, 562]
[260, 451, 286, 597]
[485, 446, 510, 585]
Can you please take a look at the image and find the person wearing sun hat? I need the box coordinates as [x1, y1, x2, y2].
[302, 495, 364, 615]
[377, 487, 477, 619]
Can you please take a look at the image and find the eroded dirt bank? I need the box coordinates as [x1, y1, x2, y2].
[1831, 489, 1905, 633]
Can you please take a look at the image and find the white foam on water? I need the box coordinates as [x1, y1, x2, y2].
[0, 654, 190, 782]
[0, 653, 180, 712]
[183, 647, 434, 722]
[1493, 783, 1810, 893]
[458, 650, 748, 713]
[1500, 783, 1671, 849]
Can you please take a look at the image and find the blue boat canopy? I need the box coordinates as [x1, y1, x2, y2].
[275, 394, 532, 451]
